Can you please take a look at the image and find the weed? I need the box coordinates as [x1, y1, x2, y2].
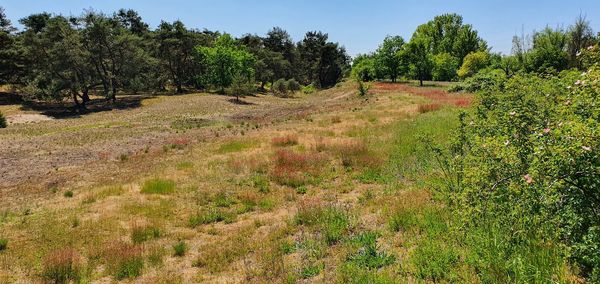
[300, 264, 323, 279]
[131, 224, 161, 244]
[119, 153, 129, 162]
[146, 245, 165, 267]
[63, 191, 74, 198]
[347, 232, 395, 269]
[411, 238, 459, 282]
[173, 241, 187, 257]
[0, 238, 7, 251]
[295, 202, 350, 245]
[212, 191, 236, 208]
[104, 242, 144, 280]
[296, 186, 308, 194]
[42, 248, 82, 284]
[189, 208, 235, 227]
[251, 174, 270, 193]
[141, 178, 175, 195]
[176, 161, 194, 170]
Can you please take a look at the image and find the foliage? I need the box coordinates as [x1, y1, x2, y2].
[457, 51, 490, 78]
[351, 55, 376, 82]
[0, 238, 6, 251]
[444, 68, 600, 281]
[357, 80, 371, 97]
[272, 78, 288, 97]
[449, 68, 507, 93]
[225, 74, 255, 100]
[375, 36, 405, 82]
[405, 38, 434, 86]
[285, 78, 301, 92]
[196, 34, 255, 93]
[432, 53, 459, 81]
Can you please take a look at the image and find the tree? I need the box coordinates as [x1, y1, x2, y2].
[375, 36, 405, 82]
[297, 31, 328, 84]
[20, 15, 95, 107]
[457, 51, 490, 78]
[567, 15, 594, 68]
[317, 42, 349, 88]
[0, 6, 22, 85]
[527, 27, 569, 73]
[155, 20, 206, 93]
[351, 55, 376, 82]
[196, 34, 255, 93]
[432, 53, 459, 81]
[264, 27, 295, 79]
[405, 38, 433, 86]
[412, 13, 487, 65]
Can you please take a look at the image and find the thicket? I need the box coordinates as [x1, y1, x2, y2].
[439, 48, 600, 281]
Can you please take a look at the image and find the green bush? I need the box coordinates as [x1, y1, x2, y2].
[272, 78, 288, 97]
[0, 111, 6, 128]
[286, 79, 301, 92]
[444, 67, 600, 281]
[457, 51, 491, 78]
[302, 83, 317, 94]
[141, 178, 175, 194]
[448, 69, 507, 93]
[295, 205, 350, 245]
[432, 53, 459, 81]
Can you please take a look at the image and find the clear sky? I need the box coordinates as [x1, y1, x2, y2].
[2, 0, 599, 56]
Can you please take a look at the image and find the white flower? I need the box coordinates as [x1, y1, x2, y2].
[582, 146, 592, 152]
[575, 80, 582, 85]
[509, 111, 516, 116]
[504, 140, 510, 146]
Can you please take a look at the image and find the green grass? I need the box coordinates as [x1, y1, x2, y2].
[217, 140, 256, 154]
[131, 225, 161, 244]
[173, 241, 187, 257]
[176, 161, 194, 170]
[0, 238, 7, 251]
[140, 178, 176, 195]
[295, 205, 351, 245]
[189, 208, 236, 227]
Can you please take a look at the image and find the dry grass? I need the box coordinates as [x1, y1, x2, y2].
[271, 134, 299, 147]
[42, 248, 83, 283]
[418, 103, 442, 113]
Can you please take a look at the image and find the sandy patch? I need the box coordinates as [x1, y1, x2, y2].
[7, 114, 54, 124]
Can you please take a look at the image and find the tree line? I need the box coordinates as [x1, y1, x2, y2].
[353, 13, 599, 85]
[0, 7, 350, 108]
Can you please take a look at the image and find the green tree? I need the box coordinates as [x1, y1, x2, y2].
[155, 20, 209, 93]
[431, 53, 459, 81]
[527, 27, 569, 73]
[457, 51, 490, 78]
[351, 55, 376, 82]
[567, 15, 595, 69]
[297, 31, 328, 84]
[196, 34, 255, 93]
[412, 13, 487, 64]
[375, 35, 405, 82]
[406, 38, 433, 86]
[0, 6, 22, 85]
[317, 42, 349, 88]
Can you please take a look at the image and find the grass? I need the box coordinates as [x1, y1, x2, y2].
[189, 208, 236, 227]
[0, 238, 7, 251]
[104, 242, 145, 280]
[172, 241, 187, 257]
[42, 248, 82, 284]
[271, 134, 299, 147]
[131, 224, 161, 244]
[218, 140, 256, 153]
[140, 178, 176, 194]
[295, 202, 351, 245]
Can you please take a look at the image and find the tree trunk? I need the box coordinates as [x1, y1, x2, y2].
[419, 78, 424, 86]
[176, 82, 183, 94]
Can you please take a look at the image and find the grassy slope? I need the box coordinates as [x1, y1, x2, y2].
[0, 82, 485, 283]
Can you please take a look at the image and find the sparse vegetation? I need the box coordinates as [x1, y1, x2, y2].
[172, 241, 187, 257]
[41, 249, 82, 284]
[104, 242, 145, 280]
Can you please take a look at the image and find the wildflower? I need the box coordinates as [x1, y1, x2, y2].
[575, 80, 582, 85]
[543, 128, 551, 134]
[523, 174, 533, 184]
[582, 146, 592, 152]
[504, 140, 510, 146]
[509, 111, 516, 116]
[588, 45, 595, 50]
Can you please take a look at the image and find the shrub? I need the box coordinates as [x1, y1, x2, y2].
[104, 242, 144, 280]
[0, 111, 6, 128]
[457, 51, 491, 78]
[286, 79, 301, 92]
[271, 134, 298, 147]
[357, 80, 371, 97]
[448, 69, 507, 93]
[444, 69, 600, 281]
[272, 79, 288, 97]
[141, 178, 175, 194]
[302, 83, 317, 94]
[172, 241, 187, 257]
[226, 75, 255, 100]
[0, 238, 6, 251]
[42, 248, 82, 284]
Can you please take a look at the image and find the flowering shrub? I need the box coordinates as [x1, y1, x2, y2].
[443, 67, 600, 281]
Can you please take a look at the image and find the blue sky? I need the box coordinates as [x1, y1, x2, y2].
[2, 0, 599, 56]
